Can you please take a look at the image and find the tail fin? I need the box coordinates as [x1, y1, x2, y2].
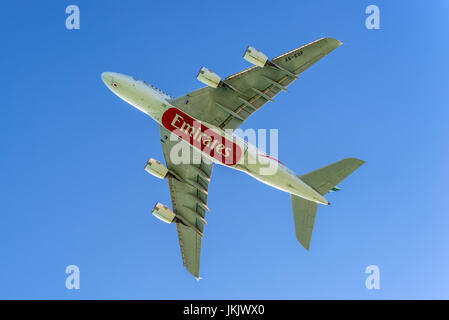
[291, 158, 365, 250]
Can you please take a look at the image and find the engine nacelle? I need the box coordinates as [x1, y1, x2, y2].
[144, 158, 168, 179]
[196, 67, 223, 88]
[152, 202, 176, 224]
[243, 46, 269, 67]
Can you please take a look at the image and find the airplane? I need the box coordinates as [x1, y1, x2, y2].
[101, 37, 364, 279]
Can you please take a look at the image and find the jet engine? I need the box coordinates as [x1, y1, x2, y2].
[196, 67, 223, 88]
[144, 158, 168, 179]
[242, 45, 297, 78]
[243, 46, 269, 67]
[152, 202, 176, 224]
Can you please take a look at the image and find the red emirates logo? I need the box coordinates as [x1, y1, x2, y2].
[161, 108, 242, 165]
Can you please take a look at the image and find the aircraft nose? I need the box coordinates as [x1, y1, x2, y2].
[101, 72, 114, 84]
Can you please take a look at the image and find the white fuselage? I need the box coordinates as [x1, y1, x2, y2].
[101, 72, 329, 205]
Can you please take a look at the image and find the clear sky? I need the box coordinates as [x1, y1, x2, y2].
[1, 0, 448, 299]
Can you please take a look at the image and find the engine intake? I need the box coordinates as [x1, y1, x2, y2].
[196, 67, 222, 88]
[144, 158, 168, 179]
[243, 46, 298, 78]
[152, 202, 176, 224]
[243, 46, 269, 67]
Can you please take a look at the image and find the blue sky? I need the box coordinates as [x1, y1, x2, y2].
[1, 0, 448, 299]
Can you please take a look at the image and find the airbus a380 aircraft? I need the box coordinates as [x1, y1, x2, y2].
[102, 37, 364, 279]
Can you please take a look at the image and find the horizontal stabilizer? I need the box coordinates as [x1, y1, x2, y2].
[290, 195, 318, 250]
[299, 158, 365, 195]
[292, 158, 365, 250]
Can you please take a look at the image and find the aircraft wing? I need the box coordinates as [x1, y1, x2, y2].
[158, 125, 213, 278]
[168, 37, 342, 130]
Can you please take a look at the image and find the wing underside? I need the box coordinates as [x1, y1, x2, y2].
[158, 125, 213, 278]
[168, 37, 342, 131]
